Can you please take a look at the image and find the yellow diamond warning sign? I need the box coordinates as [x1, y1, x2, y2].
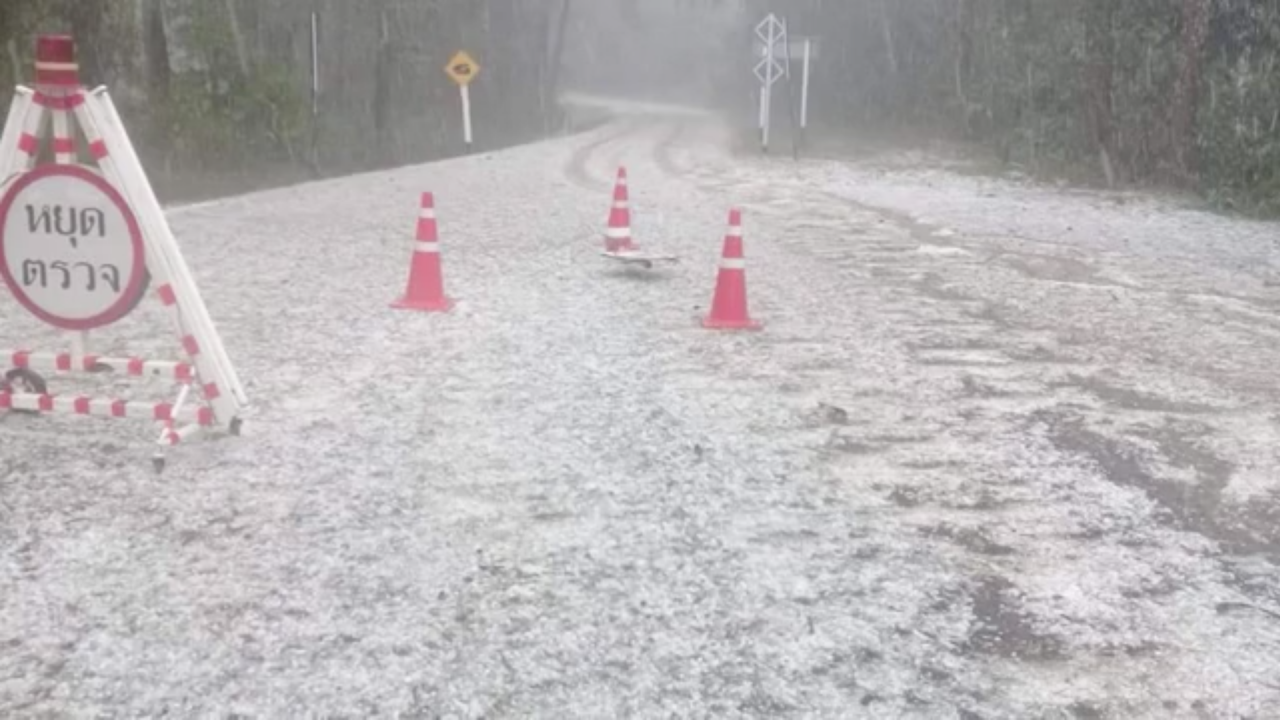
[445, 51, 480, 86]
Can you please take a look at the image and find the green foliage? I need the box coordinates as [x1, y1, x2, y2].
[153, 0, 303, 171]
[158, 1, 305, 171]
[0, 0, 58, 90]
[1196, 2, 1280, 215]
[4, 0, 568, 188]
[0, 0, 303, 172]
[756, 0, 1280, 215]
[161, 61, 305, 171]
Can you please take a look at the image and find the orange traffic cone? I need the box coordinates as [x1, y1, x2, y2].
[604, 167, 636, 253]
[392, 192, 454, 312]
[702, 208, 761, 330]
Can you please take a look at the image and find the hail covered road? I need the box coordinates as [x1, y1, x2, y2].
[3, 103, 1280, 718]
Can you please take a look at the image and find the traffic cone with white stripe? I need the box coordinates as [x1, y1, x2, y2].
[604, 167, 636, 253]
[392, 192, 453, 312]
[702, 208, 761, 330]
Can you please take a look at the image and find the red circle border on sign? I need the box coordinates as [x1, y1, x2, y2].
[0, 164, 148, 331]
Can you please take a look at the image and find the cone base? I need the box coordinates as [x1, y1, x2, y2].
[391, 296, 455, 313]
[701, 315, 762, 331]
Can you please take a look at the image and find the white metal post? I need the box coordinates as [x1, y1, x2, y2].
[310, 12, 320, 117]
[801, 39, 812, 131]
[461, 84, 473, 149]
[0, 88, 33, 180]
[764, 17, 776, 152]
[757, 85, 767, 131]
[753, 13, 786, 155]
[760, 84, 771, 150]
[51, 97, 90, 360]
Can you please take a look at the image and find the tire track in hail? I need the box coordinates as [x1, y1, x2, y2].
[644, 119, 774, 204]
[651, 119, 692, 180]
[562, 120, 643, 193]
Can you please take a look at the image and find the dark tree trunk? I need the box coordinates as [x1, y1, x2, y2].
[63, 0, 107, 86]
[143, 0, 170, 103]
[547, 0, 571, 105]
[878, 0, 899, 78]
[955, 0, 978, 137]
[1083, 0, 1118, 187]
[1170, 0, 1211, 183]
[372, 4, 393, 164]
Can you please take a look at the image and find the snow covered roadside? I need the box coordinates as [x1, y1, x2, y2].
[810, 154, 1280, 283]
[799, 151, 1280, 492]
[652, 123, 1280, 716]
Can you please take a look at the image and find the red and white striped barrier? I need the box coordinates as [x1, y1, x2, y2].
[4, 349, 194, 381]
[0, 391, 214, 427]
[0, 35, 247, 467]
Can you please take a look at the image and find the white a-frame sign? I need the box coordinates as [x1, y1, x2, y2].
[0, 35, 247, 469]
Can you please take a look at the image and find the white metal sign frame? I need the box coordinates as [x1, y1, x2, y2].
[753, 13, 787, 152]
[0, 77, 248, 469]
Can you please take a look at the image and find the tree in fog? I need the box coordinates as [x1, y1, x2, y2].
[742, 0, 1280, 213]
[0, 0, 574, 199]
[3, 0, 1278, 213]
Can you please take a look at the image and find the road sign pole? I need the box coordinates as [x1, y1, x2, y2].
[765, 17, 775, 153]
[753, 13, 785, 155]
[310, 11, 319, 117]
[800, 38, 811, 133]
[307, 10, 321, 173]
[460, 83, 473, 149]
[444, 50, 480, 152]
[761, 84, 771, 152]
[758, 82, 768, 132]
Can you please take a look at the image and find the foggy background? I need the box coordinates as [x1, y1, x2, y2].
[1, 0, 1275, 214]
[561, 0, 745, 106]
[0, 0, 750, 202]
